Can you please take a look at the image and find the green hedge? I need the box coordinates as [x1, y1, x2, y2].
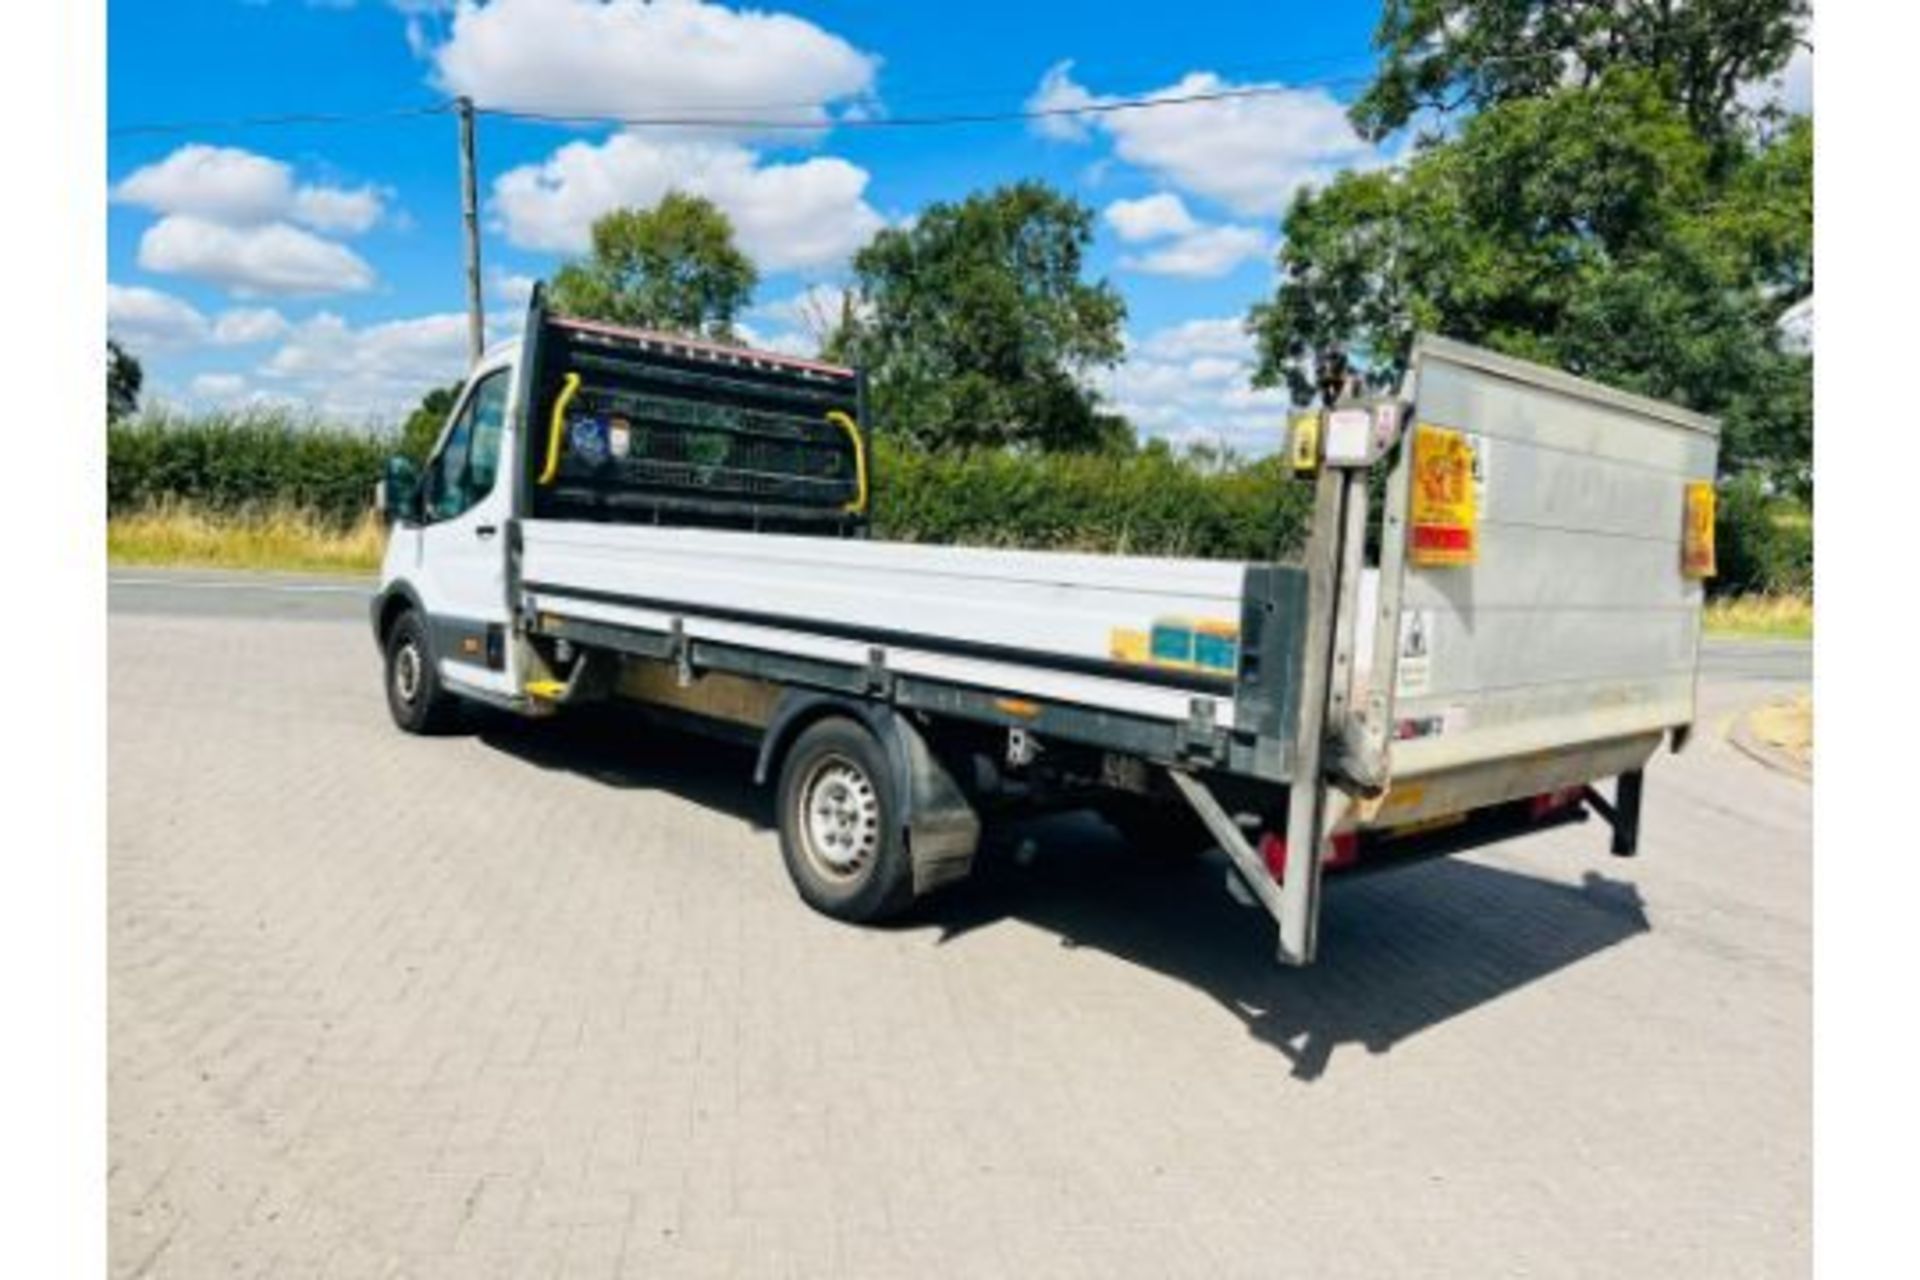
[108, 410, 392, 528]
[869, 440, 1311, 560]
[1713, 472, 1813, 596]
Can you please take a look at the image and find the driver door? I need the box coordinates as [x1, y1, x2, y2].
[417, 366, 517, 696]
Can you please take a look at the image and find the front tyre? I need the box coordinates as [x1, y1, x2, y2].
[776, 717, 915, 924]
[384, 610, 461, 735]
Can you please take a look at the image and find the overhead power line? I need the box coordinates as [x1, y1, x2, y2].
[108, 75, 1376, 142]
[108, 102, 453, 140]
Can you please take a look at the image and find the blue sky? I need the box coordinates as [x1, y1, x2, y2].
[106, 1, 1809, 450]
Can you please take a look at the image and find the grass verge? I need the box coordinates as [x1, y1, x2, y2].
[1703, 593, 1813, 640]
[1748, 693, 1813, 766]
[108, 502, 383, 575]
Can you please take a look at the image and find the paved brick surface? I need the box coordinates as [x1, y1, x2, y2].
[109, 602, 1809, 1278]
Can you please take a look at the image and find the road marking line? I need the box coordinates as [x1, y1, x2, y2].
[109, 576, 371, 596]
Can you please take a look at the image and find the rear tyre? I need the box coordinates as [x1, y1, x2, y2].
[384, 610, 462, 735]
[776, 717, 915, 923]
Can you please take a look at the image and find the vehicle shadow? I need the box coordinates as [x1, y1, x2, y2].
[474, 703, 777, 831]
[473, 707, 1649, 1081]
[921, 812, 1650, 1080]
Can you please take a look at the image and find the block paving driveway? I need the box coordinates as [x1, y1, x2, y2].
[108, 573, 1810, 1278]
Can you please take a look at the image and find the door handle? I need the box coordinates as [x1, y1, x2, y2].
[475, 524, 498, 539]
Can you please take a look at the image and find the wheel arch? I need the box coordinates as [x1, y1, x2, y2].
[757, 691, 981, 896]
[371, 581, 427, 651]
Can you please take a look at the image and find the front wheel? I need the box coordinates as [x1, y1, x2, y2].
[384, 610, 462, 735]
[776, 717, 915, 923]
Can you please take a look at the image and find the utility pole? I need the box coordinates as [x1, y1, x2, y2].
[457, 95, 484, 365]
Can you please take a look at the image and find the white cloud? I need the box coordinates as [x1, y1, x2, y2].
[107, 285, 299, 352]
[188, 372, 250, 402]
[1122, 223, 1270, 279]
[1105, 193, 1269, 278]
[114, 144, 388, 233]
[211, 307, 292, 345]
[107, 284, 209, 350]
[1096, 315, 1292, 455]
[1104, 193, 1198, 243]
[115, 146, 291, 225]
[1027, 59, 1101, 142]
[754, 282, 851, 330]
[427, 0, 876, 130]
[258, 310, 483, 418]
[1030, 64, 1381, 216]
[1138, 315, 1255, 361]
[489, 269, 539, 308]
[138, 215, 378, 297]
[733, 321, 817, 359]
[290, 184, 386, 234]
[491, 131, 884, 273]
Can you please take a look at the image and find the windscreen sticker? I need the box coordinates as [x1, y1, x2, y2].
[1396, 608, 1434, 697]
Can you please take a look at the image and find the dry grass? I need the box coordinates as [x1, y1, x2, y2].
[1704, 593, 1813, 639]
[1749, 692, 1812, 758]
[108, 502, 384, 575]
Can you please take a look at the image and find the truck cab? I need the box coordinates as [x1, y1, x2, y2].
[376, 341, 526, 724]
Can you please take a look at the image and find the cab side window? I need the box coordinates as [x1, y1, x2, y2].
[422, 370, 510, 522]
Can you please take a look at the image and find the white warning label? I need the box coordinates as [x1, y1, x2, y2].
[1396, 608, 1434, 697]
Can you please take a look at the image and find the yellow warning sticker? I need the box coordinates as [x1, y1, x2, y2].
[1682, 481, 1717, 579]
[1409, 424, 1478, 567]
[1108, 628, 1150, 664]
[1289, 410, 1321, 474]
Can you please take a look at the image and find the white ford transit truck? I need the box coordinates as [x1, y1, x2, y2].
[372, 286, 1720, 965]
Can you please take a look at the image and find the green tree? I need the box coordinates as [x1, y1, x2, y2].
[107, 339, 142, 424]
[1353, 0, 1810, 141]
[1250, 73, 1811, 492]
[397, 383, 462, 464]
[833, 181, 1129, 453]
[548, 193, 758, 339]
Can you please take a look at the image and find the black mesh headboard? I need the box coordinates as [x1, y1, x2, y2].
[527, 313, 867, 535]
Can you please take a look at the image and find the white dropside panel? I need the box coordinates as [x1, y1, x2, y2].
[518, 523, 1259, 727]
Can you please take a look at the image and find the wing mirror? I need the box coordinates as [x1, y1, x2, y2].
[377, 455, 422, 525]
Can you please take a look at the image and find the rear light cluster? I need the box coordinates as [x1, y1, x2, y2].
[1256, 787, 1588, 883]
[1528, 787, 1586, 821]
[1258, 830, 1359, 882]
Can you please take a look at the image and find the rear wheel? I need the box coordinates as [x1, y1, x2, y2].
[384, 610, 461, 735]
[776, 717, 915, 923]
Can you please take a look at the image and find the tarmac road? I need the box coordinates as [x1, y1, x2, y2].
[108, 569, 1811, 1278]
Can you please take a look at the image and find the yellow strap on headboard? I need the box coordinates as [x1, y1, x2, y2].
[824, 409, 868, 515]
[537, 372, 582, 486]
